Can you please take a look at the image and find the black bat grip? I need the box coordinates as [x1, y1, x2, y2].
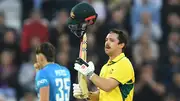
[75, 57, 89, 67]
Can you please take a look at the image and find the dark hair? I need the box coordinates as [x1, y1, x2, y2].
[35, 42, 56, 62]
[110, 29, 128, 52]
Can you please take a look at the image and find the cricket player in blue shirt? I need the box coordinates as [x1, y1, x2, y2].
[34, 42, 71, 101]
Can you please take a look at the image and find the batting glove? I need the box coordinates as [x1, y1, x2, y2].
[73, 84, 83, 97]
[74, 58, 95, 79]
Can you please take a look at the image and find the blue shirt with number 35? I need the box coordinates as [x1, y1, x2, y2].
[35, 63, 71, 101]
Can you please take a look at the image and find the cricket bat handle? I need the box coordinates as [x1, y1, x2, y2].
[75, 33, 89, 99]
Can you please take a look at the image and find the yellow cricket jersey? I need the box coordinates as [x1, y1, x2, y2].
[99, 53, 135, 101]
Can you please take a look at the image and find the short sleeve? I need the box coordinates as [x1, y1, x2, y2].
[109, 60, 133, 85]
[36, 70, 49, 88]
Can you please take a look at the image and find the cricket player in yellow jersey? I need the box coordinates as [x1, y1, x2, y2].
[73, 29, 135, 101]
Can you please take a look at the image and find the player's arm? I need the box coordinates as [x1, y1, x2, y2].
[36, 70, 50, 101]
[40, 86, 50, 101]
[74, 61, 119, 92]
[90, 74, 119, 92]
[74, 58, 132, 92]
[90, 64, 133, 92]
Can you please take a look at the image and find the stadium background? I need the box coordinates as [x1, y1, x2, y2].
[0, 0, 179, 101]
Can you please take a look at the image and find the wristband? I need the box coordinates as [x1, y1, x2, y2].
[87, 72, 95, 80]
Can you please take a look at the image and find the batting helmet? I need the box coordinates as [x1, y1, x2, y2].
[67, 2, 98, 38]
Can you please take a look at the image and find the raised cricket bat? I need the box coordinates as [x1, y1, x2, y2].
[75, 33, 89, 99]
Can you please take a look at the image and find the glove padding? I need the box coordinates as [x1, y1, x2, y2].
[73, 84, 82, 97]
[73, 83, 89, 99]
[74, 58, 95, 77]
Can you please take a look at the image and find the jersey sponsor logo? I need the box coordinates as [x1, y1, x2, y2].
[37, 79, 48, 86]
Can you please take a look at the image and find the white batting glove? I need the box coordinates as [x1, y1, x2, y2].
[74, 58, 95, 79]
[73, 84, 82, 97]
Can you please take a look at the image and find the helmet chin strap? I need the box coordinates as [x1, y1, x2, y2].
[73, 29, 86, 38]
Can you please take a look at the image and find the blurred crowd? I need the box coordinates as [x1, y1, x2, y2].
[0, 0, 179, 101]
